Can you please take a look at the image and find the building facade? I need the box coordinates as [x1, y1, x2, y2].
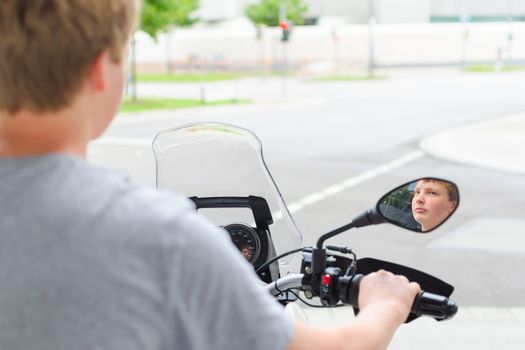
[197, 0, 525, 24]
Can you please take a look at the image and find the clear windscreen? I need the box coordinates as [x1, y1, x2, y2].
[152, 123, 302, 267]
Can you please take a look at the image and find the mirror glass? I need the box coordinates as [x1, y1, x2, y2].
[377, 178, 459, 233]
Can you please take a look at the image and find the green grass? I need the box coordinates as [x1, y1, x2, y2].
[307, 75, 387, 82]
[136, 72, 245, 83]
[463, 64, 525, 73]
[120, 98, 251, 113]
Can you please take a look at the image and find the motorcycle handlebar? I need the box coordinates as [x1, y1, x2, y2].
[264, 273, 304, 296]
[264, 270, 458, 322]
[411, 291, 458, 320]
[344, 274, 458, 321]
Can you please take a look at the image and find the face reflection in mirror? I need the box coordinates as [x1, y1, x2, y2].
[377, 178, 459, 233]
[411, 179, 459, 232]
[240, 245, 253, 261]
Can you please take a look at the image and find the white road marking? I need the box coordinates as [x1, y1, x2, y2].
[283, 150, 425, 216]
[90, 137, 424, 218]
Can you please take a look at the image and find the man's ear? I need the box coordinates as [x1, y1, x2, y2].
[87, 52, 108, 92]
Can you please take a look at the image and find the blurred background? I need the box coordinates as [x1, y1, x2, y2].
[90, 1, 525, 348]
[133, 0, 524, 76]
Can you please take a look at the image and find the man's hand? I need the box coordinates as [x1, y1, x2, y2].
[286, 270, 421, 350]
[358, 269, 421, 324]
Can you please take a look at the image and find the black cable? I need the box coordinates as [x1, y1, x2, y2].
[273, 284, 324, 308]
[255, 247, 310, 273]
[285, 289, 346, 308]
[287, 289, 326, 308]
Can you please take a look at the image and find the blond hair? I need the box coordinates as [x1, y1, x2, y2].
[0, 0, 141, 114]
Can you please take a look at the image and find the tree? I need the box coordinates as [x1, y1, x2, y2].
[129, 0, 198, 101]
[141, 0, 198, 39]
[245, 0, 308, 27]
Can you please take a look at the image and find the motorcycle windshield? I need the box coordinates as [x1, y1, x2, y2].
[152, 123, 302, 267]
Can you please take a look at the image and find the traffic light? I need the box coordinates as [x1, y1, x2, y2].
[279, 21, 291, 42]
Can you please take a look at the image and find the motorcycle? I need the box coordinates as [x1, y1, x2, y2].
[152, 122, 459, 324]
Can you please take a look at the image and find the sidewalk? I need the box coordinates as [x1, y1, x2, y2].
[420, 112, 525, 175]
[286, 303, 525, 350]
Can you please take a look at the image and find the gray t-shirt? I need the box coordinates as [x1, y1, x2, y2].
[0, 154, 293, 350]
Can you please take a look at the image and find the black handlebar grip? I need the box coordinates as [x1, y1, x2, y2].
[411, 291, 458, 320]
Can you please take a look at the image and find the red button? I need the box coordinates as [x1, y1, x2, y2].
[322, 274, 332, 285]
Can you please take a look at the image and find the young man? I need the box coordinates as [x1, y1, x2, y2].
[0, 1, 420, 349]
[412, 179, 459, 232]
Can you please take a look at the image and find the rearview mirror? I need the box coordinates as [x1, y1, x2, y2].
[377, 178, 459, 233]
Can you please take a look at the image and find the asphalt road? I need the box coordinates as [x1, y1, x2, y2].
[89, 69, 525, 308]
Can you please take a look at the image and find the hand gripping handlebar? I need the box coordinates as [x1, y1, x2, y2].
[341, 274, 458, 321]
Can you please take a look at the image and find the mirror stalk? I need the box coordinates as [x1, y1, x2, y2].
[316, 207, 385, 249]
[316, 222, 355, 249]
[311, 208, 383, 295]
[351, 207, 386, 228]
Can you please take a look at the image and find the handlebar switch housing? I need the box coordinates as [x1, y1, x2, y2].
[320, 267, 342, 306]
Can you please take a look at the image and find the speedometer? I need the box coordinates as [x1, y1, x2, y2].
[223, 223, 261, 264]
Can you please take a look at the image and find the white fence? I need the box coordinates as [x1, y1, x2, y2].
[134, 22, 525, 73]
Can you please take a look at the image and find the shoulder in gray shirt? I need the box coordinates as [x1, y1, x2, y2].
[0, 154, 293, 350]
